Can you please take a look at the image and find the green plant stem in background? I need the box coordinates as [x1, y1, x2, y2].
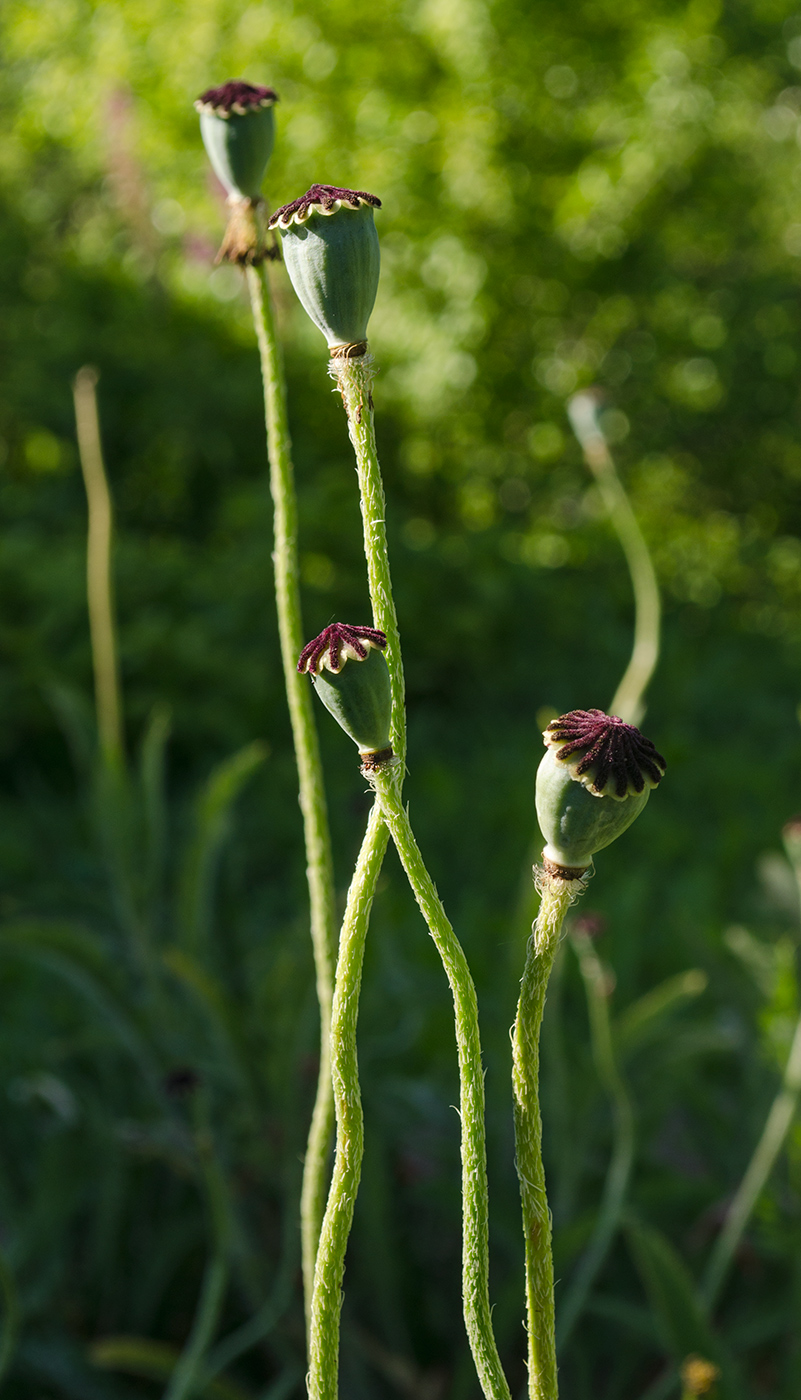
[332, 356, 405, 764]
[568, 396, 660, 727]
[557, 925, 635, 1350]
[73, 366, 124, 766]
[701, 1011, 801, 1310]
[307, 802, 389, 1400]
[165, 1093, 233, 1400]
[513, 872, 583, 1400]
[164, 1257, 228, 1400]
[245, 263, 338, 1325]
[371, 765, 511, 1400]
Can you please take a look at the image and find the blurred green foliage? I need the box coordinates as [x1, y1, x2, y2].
[2, 0, 801, 1396]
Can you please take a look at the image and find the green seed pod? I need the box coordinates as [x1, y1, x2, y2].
[269, 186, 381, 351]
[195, 81, 278, 201]
[535, 709, 666, 873]
[298, 623, 392, 761]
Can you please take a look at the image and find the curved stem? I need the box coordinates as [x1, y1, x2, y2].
[568, 395, 660, 727]
[246, 265, 338, 1327]
[372, 766, 511, 1400]
[513, 872, 583, 1400]
[701, 1011, 801, 1309]
[556, 927, 635, 1349]
[331, 352, 507, 1398]
[332, 356, 405, 766]
[307, 803, 390, 1400]
[73, 366, 124, 767]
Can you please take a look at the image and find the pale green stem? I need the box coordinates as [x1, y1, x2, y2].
[557, 928, 635, 1349]
[332, 356, 405, 765]
[306, 354, 405, 1399]
[332, 352, 508, 1399]
[307, 802, 390, 1400]
[73, 366, 124, 766]
[513, 873, 583, 1400]
[569, 401, 660, 727]
[245, 264, 338, 1327]
[701, 1011, 801, 1309]
[372, 765, 511, 1400]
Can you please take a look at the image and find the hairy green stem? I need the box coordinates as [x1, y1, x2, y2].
[513, 873, 583, 1400]
[701, 1011, 801, 1309]
[568, 395, 660, 727]
[73, 365, 124, 766]
[246, 264, 338, 1326]
[333, 356, 405, 765]
[372, 765, 511, 1400]
[306, 354, 405, 1399]
[307, 803, 390, 1400]
[331, 352, 508, 1398]
[557, 927, 635, 1349]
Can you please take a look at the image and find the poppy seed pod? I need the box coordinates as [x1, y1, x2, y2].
[195, 81, 278, 201]
[535, 709, 666, 873]
[269, 186, 381, 352]
[298, 623, 392, 762]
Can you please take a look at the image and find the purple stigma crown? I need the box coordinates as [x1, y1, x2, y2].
[543, 709, 666, 800]
[194, 81, 278, 117]
[269, 185, 381, 229]
[298, 623, 387, 676]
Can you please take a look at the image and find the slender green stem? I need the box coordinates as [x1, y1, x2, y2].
[701, 1011, 801, 1309]
[246, 264, 338, 1325]
[333, 352, 508, 1398]
[73, 365, 124, 766]
[513, 872, 583, 1400]
[333, 356, 405, 765]
[568, 394, 660, 727]
[307, 802, 390, 1400]
[557, 927, 635, 1349]
[372, 766, 511, 1400]
[307, 354, 406, 1399]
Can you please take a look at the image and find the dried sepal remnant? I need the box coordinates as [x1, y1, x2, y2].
[269, 185, 381, 229]
[544, 708, 666, 800]
[195, 81, 278, 116]
[297, 623, 387, 676]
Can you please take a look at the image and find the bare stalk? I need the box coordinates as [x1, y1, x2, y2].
[568, 393, 660, 727]
[513, 871, 584, 1400]
[246, 264, 338, 1327]
[73, 366, 124, 765]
